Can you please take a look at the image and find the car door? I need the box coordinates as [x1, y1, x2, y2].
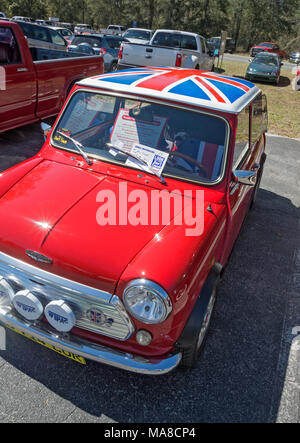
[223, 96, 265, 262]
[0, 25, 37, 132]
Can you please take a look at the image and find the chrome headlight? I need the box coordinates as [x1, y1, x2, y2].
[123, 279, 172, 324]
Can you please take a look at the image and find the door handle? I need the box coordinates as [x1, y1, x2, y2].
[17, 67, 28, 72]
[145, 55, 152, 59]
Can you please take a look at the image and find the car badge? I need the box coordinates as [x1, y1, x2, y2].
[87, 308, 107, 325]
[25, 250, 53, 264]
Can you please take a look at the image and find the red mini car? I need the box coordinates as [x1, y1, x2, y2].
[250, 41, 287, 59]
[0, 68, 268, 374]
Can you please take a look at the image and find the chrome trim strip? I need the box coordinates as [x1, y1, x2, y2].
[0, 307, 181, 375]
[0, 252, 135, 341]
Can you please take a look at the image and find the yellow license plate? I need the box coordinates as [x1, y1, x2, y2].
[7, 325, 86, 365]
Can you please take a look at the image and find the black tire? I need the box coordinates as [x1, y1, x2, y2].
[181, 286, 218, 368]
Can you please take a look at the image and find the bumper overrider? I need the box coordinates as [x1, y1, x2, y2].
[0, 252, 181, 375]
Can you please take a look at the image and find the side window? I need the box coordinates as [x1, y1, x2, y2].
[49, 29, 66, 46]
[32, 26, 51, 42]
[0, 27, 21, 64]
[251, 95, 263, 145]
[233, 105, 250, 169]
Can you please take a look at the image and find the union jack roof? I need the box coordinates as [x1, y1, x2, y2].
[78, 67, 261, 114]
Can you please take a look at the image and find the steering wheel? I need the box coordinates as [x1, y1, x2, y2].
[168, 151, 208, 178]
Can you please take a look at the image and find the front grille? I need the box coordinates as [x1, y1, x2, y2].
[0, 252, 134, 341]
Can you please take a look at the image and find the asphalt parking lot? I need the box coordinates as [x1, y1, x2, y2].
[0, 124, 299, 423]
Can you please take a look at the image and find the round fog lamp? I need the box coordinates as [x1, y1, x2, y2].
[0, 277, 15, 305]
[13, 289, 44, 321]
[136, 330, 152, 346]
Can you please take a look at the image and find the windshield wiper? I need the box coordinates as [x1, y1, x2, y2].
[106, 143, 167, 185]
[57, 131, 93, 166]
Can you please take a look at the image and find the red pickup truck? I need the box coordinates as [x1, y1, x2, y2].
[250, 41, 287, 59]
[0, 21, 104, 133]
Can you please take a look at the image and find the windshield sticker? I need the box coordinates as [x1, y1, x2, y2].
[53, 128, 71, 144]
[125, 143, 169, 176]
[110, 108, 168, 153]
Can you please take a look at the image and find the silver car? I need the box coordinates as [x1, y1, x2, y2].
[14, 20, 68, 51]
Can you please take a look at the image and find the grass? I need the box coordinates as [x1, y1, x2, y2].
[217, 59, 300, 139]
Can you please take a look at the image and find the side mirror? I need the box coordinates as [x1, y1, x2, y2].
[233, 169, 257, 187]
[41, 122, 51, 141]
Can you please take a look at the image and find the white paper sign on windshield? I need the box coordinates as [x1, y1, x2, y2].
[110, 108, 168, 153]
[125, 143, 169, 176]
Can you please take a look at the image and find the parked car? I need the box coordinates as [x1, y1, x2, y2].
[101, 24, 126, 35]
[0, 12, 6, 18]
[289, 51, 300, 64]
[12, 20, 68, 51]
[250, 42, 287, 59]
[208, 36, 235, 54]
[60, 22, 74, 32]
[118, 29, 215, 71]
[123, 28, 153, 44]
[48, 26, 74, 45]
[0, 65, 267, 374]
[35, 19, 47, 26]
[68, 34, 124, 71]
[11, 16, 32, 22]
[245, 52, 282, 84]
[74, 23, 93, 34]
[0, 21, 104, 133]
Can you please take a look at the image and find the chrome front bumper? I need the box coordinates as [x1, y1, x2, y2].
[0, 306, 182, 375]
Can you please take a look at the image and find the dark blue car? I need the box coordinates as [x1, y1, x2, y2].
[68, 34, 125, 72]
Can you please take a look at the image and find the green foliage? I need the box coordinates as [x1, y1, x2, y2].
[0, 0, 299, 50]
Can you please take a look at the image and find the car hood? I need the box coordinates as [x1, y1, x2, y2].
[0, 160, 214, 293]
[248, 62, 278, 72]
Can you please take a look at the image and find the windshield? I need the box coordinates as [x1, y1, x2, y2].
[105, 37, 123, 49]
[51, 91, 228, 184]
[258, 42, 273, 48]
[254, 55, 278, 65]
[72, 36, 101, 46]
[124, 30, 151, 40]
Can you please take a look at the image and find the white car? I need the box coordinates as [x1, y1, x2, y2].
[123, 28, 153, 44]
